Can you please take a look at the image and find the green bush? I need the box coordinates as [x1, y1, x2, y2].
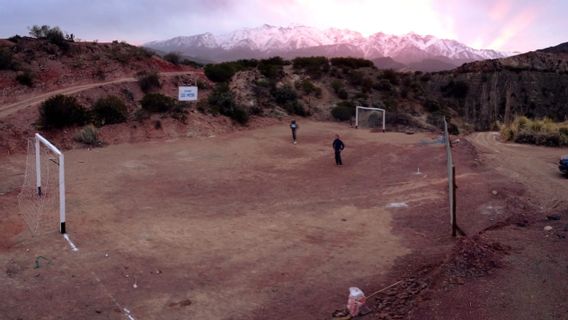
[272, 85, 298, 104]
[331, 106, 354, 121]
[141, 93, 176, 113]
[374, 79, 392, 92]
[331, 79, 349, 99]
[330, 57, 374, 69]
[0, 48, 15, 70]
[296, 79, 322, 97]
[258, 57, 286, 80]
[137, 71, 161, 93]
[204, 62, 237, 82]
[40, 95, 88, 129]
[74, 125, 99, 146]
[92, 95, 128, 126]
[292, 56, 329, 78]
[16, 71, 34, 87]
[284, 100, 308, 116]
[381, 69, 400, 85]
[164, 52, 180, 65]
[208, 83, 249, 124]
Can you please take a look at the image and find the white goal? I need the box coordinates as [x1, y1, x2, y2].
[18, 133, 66, 235]
[355, 106, 386, 132]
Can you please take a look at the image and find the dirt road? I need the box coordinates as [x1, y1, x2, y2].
[468, 132, 568, 210]
[0, 71, 198, 119]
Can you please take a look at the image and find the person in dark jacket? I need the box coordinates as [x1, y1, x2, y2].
[290, 120, 298, 144]
[332, 134, 345, 165]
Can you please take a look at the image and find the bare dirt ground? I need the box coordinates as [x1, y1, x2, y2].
[0, 121, 455, 320]
[408, 133, 568, 320]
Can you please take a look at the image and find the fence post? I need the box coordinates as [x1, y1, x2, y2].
[451, 165, 457, 237]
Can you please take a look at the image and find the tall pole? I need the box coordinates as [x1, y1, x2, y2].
[35, 136, 41, 196]
[59, 154, 66, 234]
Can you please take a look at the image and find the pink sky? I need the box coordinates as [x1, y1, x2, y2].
[0, 0, 565, 52]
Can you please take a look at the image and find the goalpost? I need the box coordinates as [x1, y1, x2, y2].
[355, 106, 386, 132]
[18, 133, 66, 234]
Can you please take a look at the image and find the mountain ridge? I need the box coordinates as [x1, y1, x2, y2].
[144, 24, 511, 71]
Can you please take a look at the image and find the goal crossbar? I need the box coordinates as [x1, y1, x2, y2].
[35, 133, 66, 234]
[355, 106, 386, 132]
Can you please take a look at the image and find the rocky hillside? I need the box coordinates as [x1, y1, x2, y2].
[0, 35, 192, 105]
[423, 42, 568, 130]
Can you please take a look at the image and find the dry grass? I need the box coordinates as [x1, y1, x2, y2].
[500, 116, 568, 146]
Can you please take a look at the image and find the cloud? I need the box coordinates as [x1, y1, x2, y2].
[489, 6, 539, 50]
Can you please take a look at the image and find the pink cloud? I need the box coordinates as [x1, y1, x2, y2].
[489, 6, 539, 50]
[489, 0, 512, 21]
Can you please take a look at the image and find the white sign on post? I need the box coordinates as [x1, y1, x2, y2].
[178, 86, 198, 101]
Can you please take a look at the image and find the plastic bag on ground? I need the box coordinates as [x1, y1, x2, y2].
[347, 287, 366, 317]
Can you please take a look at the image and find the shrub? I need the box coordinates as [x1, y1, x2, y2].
[374, 79, 393, 92]
[208, 83, 249, 124]
[137, 71, 161, 93]
[272, 85, 298, 105]
[258, 57, 286, 80]
[284, 100, 308, 116]
[181, 59, 202, 68]
[331, 106, 354, 121]
[381, 69, 400, 85]
[330, 57, 374, 69]
[92, 95, 128, 126]
[141, 93, 176, 113]
[74, 125, 99, 146]
[0, 48, 15, 70]
[16, 71, 34, 87]
[164, 52, 180, 65]
[292, 56, 329, 78]
[40, 95, 88, 129]
[331, 80, 349, 99]
[204, 62, 237, 82]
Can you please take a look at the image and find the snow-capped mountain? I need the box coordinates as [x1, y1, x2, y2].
[145, 24, 510, 71]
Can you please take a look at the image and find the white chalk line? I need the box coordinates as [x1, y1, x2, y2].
[63, 234, 79, 251]
[386, 202, 409, 208]
[64, 235, 137, 320]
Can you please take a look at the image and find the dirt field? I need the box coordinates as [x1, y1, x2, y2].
[0, 121, 453, 319]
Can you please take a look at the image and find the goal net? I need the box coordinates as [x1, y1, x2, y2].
[18, 134, 66, 235]
[355, 106, 386, 132]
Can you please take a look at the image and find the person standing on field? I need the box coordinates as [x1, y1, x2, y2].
[332, 134, 345, 166]
[290, 119, 298, 144]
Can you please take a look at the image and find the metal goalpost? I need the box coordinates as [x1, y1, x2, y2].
[355, 106, 386, 132]
[35, 133, 66, 234]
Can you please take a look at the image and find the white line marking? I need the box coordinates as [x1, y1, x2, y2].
[123, 308, 136, 320]
[63, 234, 79, 251]
[386, 202, 409, 208]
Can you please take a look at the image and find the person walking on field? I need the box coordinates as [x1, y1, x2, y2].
[332, 134, 345, 166]
[290, 119, 298, 144]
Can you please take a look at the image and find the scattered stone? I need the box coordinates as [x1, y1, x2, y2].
[544, 226, 553, 231]
[564, 224, 568, 232]
[341, 218, 347, 222]
[179, 299, 192, 307]
[546, 214, 561, 221]
[491, 190, 498, 196]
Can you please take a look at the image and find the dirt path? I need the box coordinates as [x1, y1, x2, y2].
[0, 71, 198, 119]
[468, 132, 568, 210]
